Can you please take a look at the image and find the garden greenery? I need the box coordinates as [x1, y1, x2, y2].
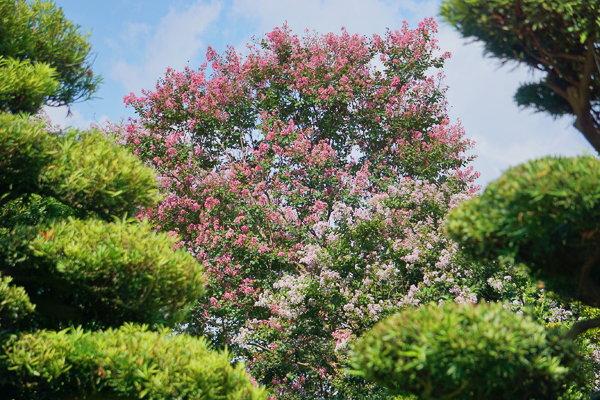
[111, 18, 558, 398]
[351, 302, 588, 399]
[0, 1, 266, 399]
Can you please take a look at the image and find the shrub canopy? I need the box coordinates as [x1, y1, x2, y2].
[446, 156, 600, 306]
[351, 302, 588, 400]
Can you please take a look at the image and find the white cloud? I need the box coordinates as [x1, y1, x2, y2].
[232, 0, 437, 37]
[111, 1, 222, 93]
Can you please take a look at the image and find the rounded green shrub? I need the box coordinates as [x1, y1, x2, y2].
[350, 302, 587, 400]
[1, 323, 266, 400]
[40, 129, 160, 219]
[1, 218, 206, 328]
[0, 113, 159, 220]
[445, 156, 600, 306]
[0, 113, 54, 201]
[0, 56, 59, 113]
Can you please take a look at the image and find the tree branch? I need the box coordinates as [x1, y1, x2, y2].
[247, 342, 310, 367]
[248, 341, 272, 353]
[565, 317, 600, 340]
[542, 79, 569, 101]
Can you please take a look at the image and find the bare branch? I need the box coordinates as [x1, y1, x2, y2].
[247, 342, 310, 367]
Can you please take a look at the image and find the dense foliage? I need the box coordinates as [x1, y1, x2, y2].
[0, 0, 101, 111]
[0, 114, 159, 219]
[3, 324, 264, 400]
[0, 56, 58, 113]
[351, 155, 600, 398]
[113, 19, 520, 398]
[440, 0, 600, 153]
[351, 302, 587, 400]
[446, 156, 600, 307]
[0, 2, 266, 399]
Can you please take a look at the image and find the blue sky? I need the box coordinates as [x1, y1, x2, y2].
[48, 0, 595, 188]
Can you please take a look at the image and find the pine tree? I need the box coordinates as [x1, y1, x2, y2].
[0, 1, 265, 399]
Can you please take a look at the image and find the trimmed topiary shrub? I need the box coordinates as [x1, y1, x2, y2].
[350, 302, 588, 400]
[2, 324, 264, 400]
[445, 156, 600, 306]
[1, 217, 206, 329]
[0, 1, 267, 398]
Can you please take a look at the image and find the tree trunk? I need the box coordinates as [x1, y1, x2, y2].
[573, 111, 600, 154]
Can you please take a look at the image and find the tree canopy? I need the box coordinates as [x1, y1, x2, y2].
[110, 19, 533, 398]
[440, 0, 600, 153]
[0, 0, 101, 112]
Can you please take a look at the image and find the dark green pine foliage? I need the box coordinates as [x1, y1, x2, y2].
[0, 1, 266, 399]
[440, 0, 600, 153]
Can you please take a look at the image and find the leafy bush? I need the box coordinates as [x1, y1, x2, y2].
[0, 113, 159, 219]
[350, 302, 588, 400]
[1, 323, 266, 400]
[1, 217, 206, 328]
[0, 56, 59, 113]
[445, 156, 600, 306]
[0, 1, 267, 398]
[0, 274, 35, 329]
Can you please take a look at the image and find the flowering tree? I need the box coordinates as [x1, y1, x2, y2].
[119, 20, 483, 398]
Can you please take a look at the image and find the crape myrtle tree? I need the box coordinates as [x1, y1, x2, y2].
[350, 156, 600, 399]
[113, 19, 520, 398]
[0, 1, 266, 399]
[440, 0, 600, 154]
